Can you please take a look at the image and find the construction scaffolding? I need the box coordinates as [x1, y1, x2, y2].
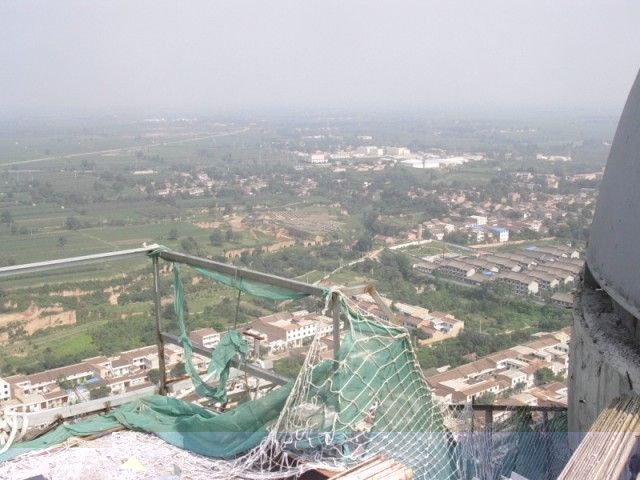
[0, 246, 571, 479]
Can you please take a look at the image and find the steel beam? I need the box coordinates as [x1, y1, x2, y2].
[161, 332, 291, 386]
[0, 245, 159, 279]
[158, 250, 326, 297]
[152, 256, 167, 395]
[332, 292, 341, 359]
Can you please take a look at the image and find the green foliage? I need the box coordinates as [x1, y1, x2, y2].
[353, 235, 373, 252]
[209, 229, 224, 246]
[57, 377, 74, 390]
[180, 236, 199, 254]
[475, 391, 496, 405]
[534, 367, 563, 385]
[65, 216, 82, 230]
[273, 356, 303, 379]
[89, 385, 110, 400]
[0, 210, 12, 225]
[444, 231, 469, 245]
[170, 361, 186, 378]
[89, 316, 155, 356]
[147, 368, 161, 384]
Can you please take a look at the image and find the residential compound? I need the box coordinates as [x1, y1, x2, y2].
[407, 169, 601, 246]
[426, 328, 570, 406]
[415, 244, 582, 298]
[244, 310, 334, 355]
[295, 144, 485, 171]
[350, 293, 464, 346]
[0, 343, 205, 416]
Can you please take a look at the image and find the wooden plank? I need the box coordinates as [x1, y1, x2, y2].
[558, 393, 640, 480]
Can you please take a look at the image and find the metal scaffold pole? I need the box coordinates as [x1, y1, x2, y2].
[332, 291, 341, 359]
[152, 255, 168, 395]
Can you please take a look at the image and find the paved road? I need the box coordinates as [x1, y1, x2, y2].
[0, 127, 249, 168]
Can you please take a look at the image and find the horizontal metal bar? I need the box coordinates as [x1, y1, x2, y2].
[159, 250, 326, 297]
[338, 284, 371, 297]
[448, 403, 567, 412]
[22, 386, 156, 427]
[0, 244, 159, 279]
[161, 332, 291, 386]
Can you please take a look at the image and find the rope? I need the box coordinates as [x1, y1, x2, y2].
[0, 411, 28, 455]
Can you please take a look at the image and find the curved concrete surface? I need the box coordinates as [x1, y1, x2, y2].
[587, 70, 640, 320]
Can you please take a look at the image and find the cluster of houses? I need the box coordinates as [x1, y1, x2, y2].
[425, 328, 570, 407]
[296, 145, 485, 173]
[296, 145, 413, 164]
[423, 215, 511, 244]
[0, 343, 207, 415]
[349, 293, 464, 346]
[403, 169, 601, 245]
[155, 172, 216, 197]
[415, 244, 582, 299]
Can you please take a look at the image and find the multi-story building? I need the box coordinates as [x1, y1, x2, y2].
[247, 310, 334, 353]
[496, 272, 539, 296]
[436, 259, 476, 281]
[189, 328, 221, 350]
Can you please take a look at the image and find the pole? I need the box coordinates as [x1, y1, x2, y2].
[152, 256, 167, 395]
[332, 292, 341, 360]
[543, 410, 552, 480]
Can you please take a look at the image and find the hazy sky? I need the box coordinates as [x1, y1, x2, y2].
[1, 1, 640, 116]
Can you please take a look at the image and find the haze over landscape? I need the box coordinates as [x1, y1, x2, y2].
[2, 1, 640, 115]
[2, 3, 640, 479]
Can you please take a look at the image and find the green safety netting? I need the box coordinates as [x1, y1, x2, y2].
[455, 407, 570, 480]
[172, 264, 249, 400]
[0, 385, 292, 463]
[1, 247, 463, 478]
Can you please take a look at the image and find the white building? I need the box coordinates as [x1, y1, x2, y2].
[0, 378, 10, 401]
[468, 215, 487, 226]
[308, 153, 328, 164]
[490, 227, 510, 242]
[189, 328, 221, 349]
[385, 146, 411, 157]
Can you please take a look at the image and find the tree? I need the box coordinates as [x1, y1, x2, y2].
[209, 229, 224, 246]
[534, 367, 555, 385]
[170, 361, 186, 378]
[167, 228, 178, 240]
[475, 391, 496, 405]
[57, 236, 68, 248]
[0, 210, 12, 225]
[444, 231, 469, 245]
[89, 385, 110, 400]
[353, 235, 373, 253]
[65, 216, 82, 230]
[147, 368, 161, 384]
[180, 236, 198, 254]
[57, 377, 73, 390]
[414, 328, 430, 341]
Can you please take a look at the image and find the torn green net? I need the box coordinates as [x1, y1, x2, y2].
[172, 264, 249, 400]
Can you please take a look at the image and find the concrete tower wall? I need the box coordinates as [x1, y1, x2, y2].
[569, 69, 640, 442]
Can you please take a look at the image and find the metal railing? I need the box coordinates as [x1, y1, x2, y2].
[0, 246, 380, 397]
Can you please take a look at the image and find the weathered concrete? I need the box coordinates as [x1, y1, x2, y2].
[569, 67, 640, 447]
[568, 281, 640, 448]
[587, 69, 640, 321]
